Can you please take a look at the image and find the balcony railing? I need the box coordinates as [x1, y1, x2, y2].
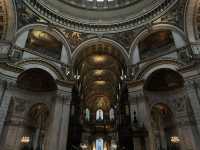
[8, 43, 200, 81]
[127, 44, 193, 80]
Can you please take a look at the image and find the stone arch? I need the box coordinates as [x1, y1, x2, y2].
[13, 23, 72, 64]
[135, 59, 183, 80]
[72, 38, 129, 65]
[150, 102, 180, 150]
[129, 24, 188, 64]
[15, 59, 65, 80]
[17, 68, 57, 92]
[142, 67, 185, 150]
[185, 0, 199, 42]
[0, 0, 16, 40]
[28, 102, 50, 122]
[150, 102, 173, 113]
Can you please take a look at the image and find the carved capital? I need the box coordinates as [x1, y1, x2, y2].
[12, 97, 28, 115]
[171, 96, 187, 113]
[56, 90, 71, 104]
[129, 89, 145, 104]
[176, 116, 196, 127]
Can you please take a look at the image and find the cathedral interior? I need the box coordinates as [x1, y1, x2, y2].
[0, 0, 200, 150]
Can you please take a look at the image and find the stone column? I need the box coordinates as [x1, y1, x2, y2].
[174, 96, 200, 150]
[0, 80, 15, 138]
[140, 95, 155, 150]
[129, 94, 138, 124]
[129, 89, 154, 150]
[133, 137, 142, 150]
[46, 90, 71, 150]
[185, 80, 200, 134]
[58, 94, 71, 150]
[129, 92, 143, 150]
[0, 97, 28, 150]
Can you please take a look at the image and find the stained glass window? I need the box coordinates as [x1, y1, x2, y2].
[85, 108, 90, 121]
[96, 138, 103, 150]
[96, 109, 103, 121]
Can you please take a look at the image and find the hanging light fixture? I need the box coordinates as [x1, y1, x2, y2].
[20, 136, 30, 144]
[80, 143, 88, 149]
[170, 136, 180, 144]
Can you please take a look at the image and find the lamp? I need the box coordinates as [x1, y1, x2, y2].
[21, 136, 30, 144]
[111, 143, 117, 149]
[80, 143, 88, 149]
[170, 136, 180, 144]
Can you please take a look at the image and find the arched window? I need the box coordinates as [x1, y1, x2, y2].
[96, 138, 104, 150]
[109, 108, 114, 120]
[96, 109, 103, 121]
[85, 108, 90, 121]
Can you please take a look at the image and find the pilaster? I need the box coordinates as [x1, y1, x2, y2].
[185, 80, 200, 133]
[128, 89, 155, 150]
[0, 79, 16, 139]
[174, 94, 200, 150]
[46, 89, 71, 150]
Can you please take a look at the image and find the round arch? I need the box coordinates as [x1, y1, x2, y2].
[129, 24, 188, 64]
[143, 67, 184, 92]
[150, 103, 176, 120]
[2, 0, 17, 40]
[17, 68, 57, 91]
[185, 0, 198, 42]
[28, 103, 50, 119]
[15, 59, 65, 80]
[72, 38, 130, 65]
[135, 59, 184, 80]
[13, 23, 72, 64]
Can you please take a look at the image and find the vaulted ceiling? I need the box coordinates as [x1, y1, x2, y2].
[74, 42, 126, 111]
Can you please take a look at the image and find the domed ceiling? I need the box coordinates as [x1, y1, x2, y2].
[24, 0, 177, 32]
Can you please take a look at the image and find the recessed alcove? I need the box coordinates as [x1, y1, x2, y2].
[17, 68, 57, 92]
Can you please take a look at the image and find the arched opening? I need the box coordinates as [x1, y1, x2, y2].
[96, 138, 104, 150]
[151, 103, 180, 150]
[17, 68, 57, 92]
[20, 103, 49, 150]
[85, 108, 90, 121]
[14, 25, 72, 64]
[73, 42, 127, 119]
[68, 41, 132, 150]
[138, 30, 175, 60]
[25, 29, 63, 59]
[0, 101, 50, 150]
[144, 68, 184, 92]
[143, 68, 184, 150]
[96, 109, 104, 121]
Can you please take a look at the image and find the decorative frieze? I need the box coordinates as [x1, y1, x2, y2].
[195, 0, 200, 40]
[22, 0, 177, 33]
[0, 0, 8, 39]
